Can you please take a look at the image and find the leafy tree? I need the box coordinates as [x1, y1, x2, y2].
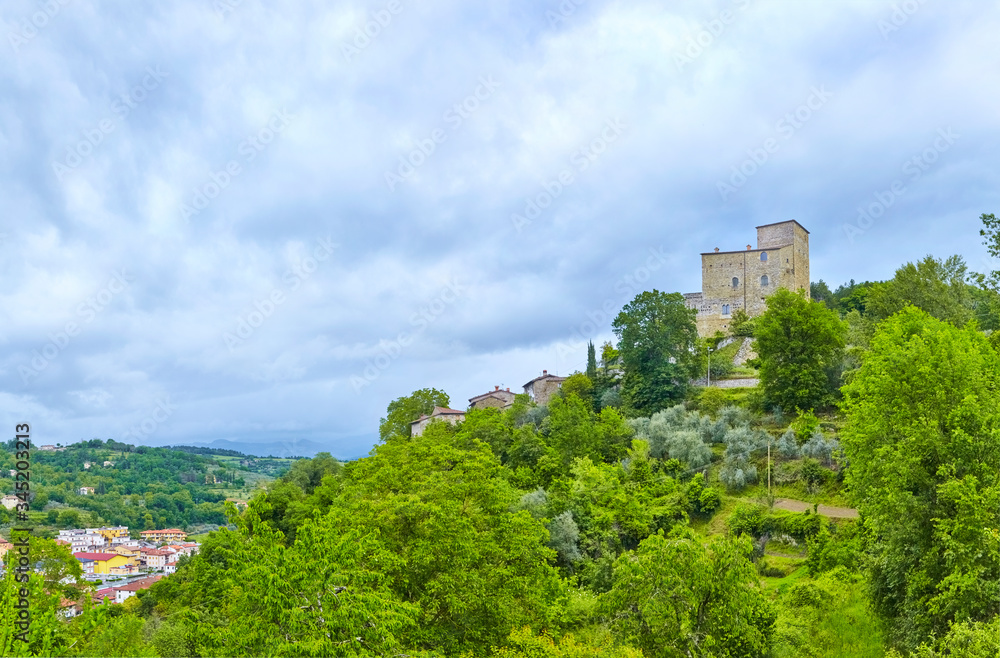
[325, 422, 565, 654]
[599, 342, 619, 374]
[841, 308, 1000, 651]
[378, 387, 450, 441]
[810, 279, 835, 310]
[866, 255, 972, 326]
[755, 288, 846, 411]
[586, 341, 598, 380]
[977, 212, 1000, 291]
[612, 290, 699, 415]
[559, 373, 594, 408]
[602, 527, 776, 658]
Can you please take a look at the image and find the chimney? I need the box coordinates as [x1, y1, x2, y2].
[542, 369, 548, 376]
[494, 385, 499, 391]
[714, 247, 719, 252]
[746, 244, 752, 250]
[506, 387, 510, 391]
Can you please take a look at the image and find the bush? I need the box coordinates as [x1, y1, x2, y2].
[789, 408, 820, 443]
[599, 388, 621, 410]
[775, 429, 799, 458]
[730, 308, 757, 337]
[696, 387, 729, 416]
[727, 503, 767, 537]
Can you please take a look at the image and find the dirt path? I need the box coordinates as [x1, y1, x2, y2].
[773, 498, 858, 519]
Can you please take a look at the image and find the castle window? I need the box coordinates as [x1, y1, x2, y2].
[760, 251, 768, 261]
[761, 275, 769, 286]
[732, 277, 739, 288]
[722, 304, 730, 315]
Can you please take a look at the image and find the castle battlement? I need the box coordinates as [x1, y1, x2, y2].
[685, 220, 810, 336]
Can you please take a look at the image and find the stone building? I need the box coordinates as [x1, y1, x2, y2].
[684, 220, 809, 336]
[523, 370, 566, 406]
[468, 386, 516, 410]
[410, 406, 466, 436]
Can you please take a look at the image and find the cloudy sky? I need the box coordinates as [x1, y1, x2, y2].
[1, 0, 998, 459]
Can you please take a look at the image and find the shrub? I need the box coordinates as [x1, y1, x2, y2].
[696, 387, 729, 416]
[698, 487, 722, 515]
[789, 408, 820, 443]
[599, 388, 622, 410]
[775, 429, 799, 459]
[727, 503, 767, 537]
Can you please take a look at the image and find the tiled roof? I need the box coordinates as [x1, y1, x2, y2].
[74, 552, 119, 561]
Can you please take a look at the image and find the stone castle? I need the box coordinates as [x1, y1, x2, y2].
[684, 220, 810, 336]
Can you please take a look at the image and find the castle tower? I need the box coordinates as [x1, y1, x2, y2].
[684, 220, 809, 336]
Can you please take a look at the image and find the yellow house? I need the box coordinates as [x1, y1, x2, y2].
[112, 545, 140, 566]
[90, 526, 129, 543]
[75, 552, 129, 574]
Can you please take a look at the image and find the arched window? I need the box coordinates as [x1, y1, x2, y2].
[732, 277, 739, 288]
[761, 251, 768, 261]
[761, 275, 769, 286]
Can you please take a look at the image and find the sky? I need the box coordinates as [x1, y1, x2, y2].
[1, 0, 999, 459]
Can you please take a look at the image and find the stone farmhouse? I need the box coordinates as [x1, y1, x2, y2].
[684, 220, 810, 336]
[468, 386, 517, 410]
[410, 407, 467, 436]
[523, 370, 566, 406]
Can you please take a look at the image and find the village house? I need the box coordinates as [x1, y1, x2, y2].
[103, 461, 115, 467]
[79, 486, 95, 495]
[523, 370, 566, 406]
[410, 407, 466, 437]
[0, 495, 20, 510]
[468, 386, 517, 410]
[38, 445, 57, 451]
[140, 548, 170, 569]
[140, 528, 187, 542]
[0, 537, 12, 559]
[74, 552, 129, 575]
[89, 526, 129, 543]
[113, 575, 162, 604]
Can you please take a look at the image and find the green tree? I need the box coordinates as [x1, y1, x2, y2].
[841, 308, 1000, 651]
[612, 290, 699, 415]
[866, 255, 972, 326]
[600, 342, 619, 374]
[978, 212, 1000, 290]
[810, 279, 835, 310]
[326, 421, 565, 654]
[378, 387, 450, 441]
[586, 341, 598, 379]
[755, 288, 846, 411]
[602, 527, 776, 657]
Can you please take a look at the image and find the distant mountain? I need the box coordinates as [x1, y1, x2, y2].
[157, 438, 357, 460]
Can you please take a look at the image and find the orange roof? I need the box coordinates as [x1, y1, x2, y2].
[141, 528, 185, 534]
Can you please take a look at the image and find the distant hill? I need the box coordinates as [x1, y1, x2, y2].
[156, 437, 358, 459]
